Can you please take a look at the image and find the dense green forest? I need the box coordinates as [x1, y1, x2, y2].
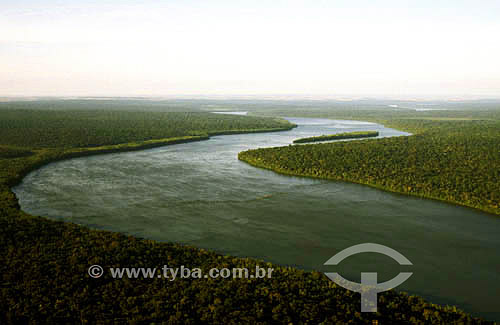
[0, 110, 294, 148]
[293, 131, 379, 143]
[240, 114, 500, 216]
[0, 103, 491, 323]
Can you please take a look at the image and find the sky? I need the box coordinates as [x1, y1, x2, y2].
[1, 0, 500, 98]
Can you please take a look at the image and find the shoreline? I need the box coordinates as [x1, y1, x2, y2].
[238, 151, 500, 217]
[240, 116, 500, 217]
[7, 125, 296, 190]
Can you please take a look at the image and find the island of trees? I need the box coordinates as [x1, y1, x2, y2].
[293, 131, 379, 143]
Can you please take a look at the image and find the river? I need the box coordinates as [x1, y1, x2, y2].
[13, 116, 500, 320]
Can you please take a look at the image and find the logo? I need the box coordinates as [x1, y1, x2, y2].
[88, 264, 104, 278]
[324, 243, 412, 312]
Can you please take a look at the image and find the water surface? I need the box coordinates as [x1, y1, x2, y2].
[14, 117, 499, 320]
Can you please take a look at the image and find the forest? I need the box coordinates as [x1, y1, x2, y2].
[0, 109, 294, 148]
[293, 131, 379, 143]
[0, 103, 491, 323]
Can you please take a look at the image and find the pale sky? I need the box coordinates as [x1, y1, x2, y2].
[1, 0, 500, 98]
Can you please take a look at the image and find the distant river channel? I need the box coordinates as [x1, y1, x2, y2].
[14, 114, 500, 320]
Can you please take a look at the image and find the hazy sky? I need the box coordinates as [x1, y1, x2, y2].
[1, 0, 499, 98]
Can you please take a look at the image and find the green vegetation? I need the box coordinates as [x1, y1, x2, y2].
[0, 103, 493, 323]
[0, 146, 34, 159]
[293, 131, 379, 143]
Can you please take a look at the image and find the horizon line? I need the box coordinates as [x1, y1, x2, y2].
[1, 94, 500, 102]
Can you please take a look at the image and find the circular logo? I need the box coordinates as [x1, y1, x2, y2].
[88, 265, 104, 278]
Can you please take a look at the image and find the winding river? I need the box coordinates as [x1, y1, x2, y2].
[13, 116, 500, 320]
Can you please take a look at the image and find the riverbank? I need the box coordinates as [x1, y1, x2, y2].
[239, 118, 500, 217]
[4, 125, 297, 190]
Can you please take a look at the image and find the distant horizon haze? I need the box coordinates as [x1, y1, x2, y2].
[1, 0, 499, 98]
